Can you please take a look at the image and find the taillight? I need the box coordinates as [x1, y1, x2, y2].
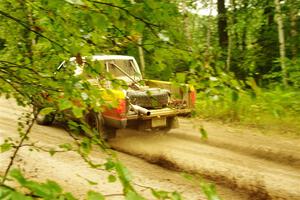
[115, 99, 126, 115]
[189, 90, 196, 107]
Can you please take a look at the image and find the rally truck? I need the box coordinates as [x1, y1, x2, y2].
[37, 55, 196, 139]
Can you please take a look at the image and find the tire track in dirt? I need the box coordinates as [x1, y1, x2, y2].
[109, 124, 300, 200]
[1, 98, 299, 199]
[0, 98, 250, 200]
[178, 119, 300, 168]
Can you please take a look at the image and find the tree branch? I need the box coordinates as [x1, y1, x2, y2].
[88, 0, 159, 28]
[18, 143, 71, 154]
[0, 110, 37, 185]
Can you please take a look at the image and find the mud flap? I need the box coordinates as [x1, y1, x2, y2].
[167, 116, 179, 129]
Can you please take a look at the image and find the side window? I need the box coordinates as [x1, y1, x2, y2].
[83, 60, 105, 78]
[56, 61, 77, 75]
[55, 59, 106, 82]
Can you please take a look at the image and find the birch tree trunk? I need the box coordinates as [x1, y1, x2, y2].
[204, 0, 214, 69]
[274, 0, 288, 86]
[138, 36, 145, 76]
[226, 0, 236, 71]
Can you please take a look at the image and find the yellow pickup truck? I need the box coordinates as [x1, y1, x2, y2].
[37, 55, 196, 139]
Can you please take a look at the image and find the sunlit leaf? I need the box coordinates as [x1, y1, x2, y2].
[200, 181, 221, 200]
[59, 100, 73, 111]
[125, 189, 145, 200]
[39, 107, 55, 115]
[108, 174, 117, 183]
[87, 191, 105, 200]
[64, 0, 84, 5]
[199, 126, 208, 140]
[59, 143, 73, 151]
[0, 142, 12, 153]
[9, 169, 27, 185]
[72, 106, 83, 118]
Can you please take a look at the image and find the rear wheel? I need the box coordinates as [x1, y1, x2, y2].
[105, 127, 117, 139]
[85, 112, 116, 140]
[161, 116, 179, 133]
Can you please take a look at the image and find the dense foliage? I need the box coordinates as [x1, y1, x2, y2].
[186, 0, 300, 133]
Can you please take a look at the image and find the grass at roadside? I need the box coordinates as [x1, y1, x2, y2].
[195, 87, 300, 136]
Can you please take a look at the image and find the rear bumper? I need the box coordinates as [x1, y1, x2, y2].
[103, 108, 191, 128]
[103, 116, 127, 128]
[126, 108, 192, 120]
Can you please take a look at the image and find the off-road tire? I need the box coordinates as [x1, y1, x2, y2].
[36, 113, 55, 125]
[105, 127, 117, 139]
[127, 88, 169, 109]
[85, 112, 116, 140]
[161, 116, 179, 133]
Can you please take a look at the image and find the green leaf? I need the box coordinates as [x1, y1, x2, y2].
[49, 148, 56, 156]
[200, 181, 221, 200]
[135, 22, 145, 33]
[64, 0, 85, 5]
[151, 189, 168, 199]
[10, 190, 33, 200]
[80, 124, 94, 136]
[24, 182, 49, 197]
[151, 189, 182, 200]
[171, 192, 182, 200]
[85, 178, 98, 186]
[24, 180, 62, 198]
[108, 174, 117, 183]
[115, 162, 131, 186]
[63, 192, 77, 200]
[92, 14, 109, 31]
[7, 170, 74, 199]
[104, 159, 115, 171]
[181, 173, 193, 181]
[145, 0, 158, 9]
[0, 186, 11, 199]
[59, 143, 73, 151]
[0, 142, 12, 153]
[87, 191, 105, 200]
[72, 106, 83, 118]
[125, 189, 145, 200]
[176, 73, 186, 83]
[199, 126, 208, 140]
[231, 90, 239, 102]
[80, 138, 91, 155]
[39, 107, 55, 115]
[44, 180, 62, 194]
[9, 169, 27, 185]
[58, 99, 73, 111]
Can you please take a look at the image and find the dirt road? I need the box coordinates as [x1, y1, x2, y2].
[1, 98, 300, 200]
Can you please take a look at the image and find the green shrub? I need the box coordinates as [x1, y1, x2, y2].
[195, 86, 300, 135]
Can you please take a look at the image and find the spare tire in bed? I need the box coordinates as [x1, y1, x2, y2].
[127, 88, 169, 109]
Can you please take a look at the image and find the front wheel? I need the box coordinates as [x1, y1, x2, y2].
[36, 113, 55, 125]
